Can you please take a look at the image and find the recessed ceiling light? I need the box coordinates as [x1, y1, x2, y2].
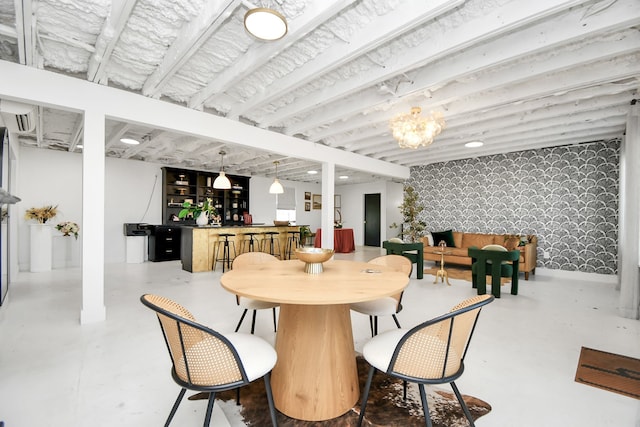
[120, 138, 140, 145]
[339, 175, 349, 180]
[307, 170, 318, 175]
[465, 141, 484, 148]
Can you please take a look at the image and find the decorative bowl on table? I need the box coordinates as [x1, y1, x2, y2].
[295, 248, 334, 274]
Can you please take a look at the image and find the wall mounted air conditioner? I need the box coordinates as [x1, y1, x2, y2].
[0, 100, 36, 133]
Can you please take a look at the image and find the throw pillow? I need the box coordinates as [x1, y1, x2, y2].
[425, 232, 434, 246]
[431, 230, 455, 248]
[388, 237, 404, 244]
[504, 237, 520, 251]
[482, 244, 508, 264]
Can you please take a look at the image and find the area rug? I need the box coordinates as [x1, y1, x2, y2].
[575, 346, 640, 400]
[189, 356, 491, 426]
[423, 266, 512, 285]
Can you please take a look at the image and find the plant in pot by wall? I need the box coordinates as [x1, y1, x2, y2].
[299, 225, 312, 247]
[389, 185, 426, 243]
[179, 198, 218, 226]
[56, 221, 80, 239]
[24, 205, 58, 224]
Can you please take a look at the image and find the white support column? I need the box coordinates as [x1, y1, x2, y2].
[618, 101, 640, 319]
[321, 162, 335, 249]
[80, 109, 106, 324]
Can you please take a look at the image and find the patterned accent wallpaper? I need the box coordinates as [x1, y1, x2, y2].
[407, 140, 620, 275]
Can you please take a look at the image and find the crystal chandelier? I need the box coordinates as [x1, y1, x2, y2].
[389, 107, 446, 149]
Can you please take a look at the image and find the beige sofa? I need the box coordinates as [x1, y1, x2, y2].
[421, 231, 538, 279]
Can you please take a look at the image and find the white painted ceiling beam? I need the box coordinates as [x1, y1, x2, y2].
[88, 0, 138, 83]
[68, 117, 83, 152]
[276, 0, 591, 132]
[190, 0, 356, 110]
[0, 62, 409, 180]
[318, 55, 639, 149]
[228, 0, 464, 119]
[0, 23, 16, 38]
[292, 17, 640, 136]
[105, 123, 131, 149]
[143, 0, 242, 98]
[14, 0, 34, 66]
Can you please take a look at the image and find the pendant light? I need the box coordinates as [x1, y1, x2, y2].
[269, 160, 284, 194]
[213, 150, 231, 189]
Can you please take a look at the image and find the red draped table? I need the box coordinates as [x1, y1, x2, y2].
[314, 228, 355, 253]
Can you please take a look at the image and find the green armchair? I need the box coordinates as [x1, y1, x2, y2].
[468, 246, 520, 298]
[382, 240, 423, 279]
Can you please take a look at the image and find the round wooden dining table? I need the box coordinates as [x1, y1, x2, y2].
[220, 259, 409, 421]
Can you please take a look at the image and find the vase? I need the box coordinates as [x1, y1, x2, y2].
[30, 223, 53, 272]
[196, 212, 209, 226]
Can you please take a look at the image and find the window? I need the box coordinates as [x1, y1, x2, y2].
[276, 187, 296, 223]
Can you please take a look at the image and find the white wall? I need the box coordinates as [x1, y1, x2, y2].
[17, 146, 163, 268]
[16, 146, 404, 267]
[338, 180, 403, 246]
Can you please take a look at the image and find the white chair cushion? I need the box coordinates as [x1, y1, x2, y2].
[238, 296, 279, 310]
[388, 237, 404, 243]
[225, 333, 277, 381]
[362, 328, 407, 371]
[351, 297, 398, 316]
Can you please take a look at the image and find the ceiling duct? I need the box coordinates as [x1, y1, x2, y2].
[0, 100, 36, 133]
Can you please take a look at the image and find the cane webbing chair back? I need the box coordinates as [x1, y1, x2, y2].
[141, 294, 246, 388]
[367, 254, 412, 304]
[390, 294, 492, 381]
[232, 252, 280, 269]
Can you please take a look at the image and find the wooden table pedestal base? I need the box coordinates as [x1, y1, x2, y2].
[271, 303, 359, 421]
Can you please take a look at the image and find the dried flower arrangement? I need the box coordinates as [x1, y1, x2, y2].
[24, 205, 58, 224]
[56, 221, 79, 239]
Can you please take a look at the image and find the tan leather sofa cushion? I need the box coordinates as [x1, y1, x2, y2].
[453, 232, 463, 248]
[461, 233, 495, 249]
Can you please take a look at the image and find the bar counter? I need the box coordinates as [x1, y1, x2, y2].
[180, 224, 302, 272]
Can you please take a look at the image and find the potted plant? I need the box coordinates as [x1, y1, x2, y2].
[178, 198, 217, 226]
[389, 185, 426, 243]
[56, 221, 80, 239]
[299, 225, 312, 247]
[24, 205, 58, 224]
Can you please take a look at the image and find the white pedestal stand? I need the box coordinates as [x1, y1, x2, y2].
[30, 224, 52, 272]
[125, 236, 146, 263]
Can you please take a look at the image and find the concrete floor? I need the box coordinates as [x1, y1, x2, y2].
[0, 246, 638, 426]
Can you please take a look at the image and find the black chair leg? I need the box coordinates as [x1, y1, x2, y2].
[272, 307, 277, 332]
[451, 381, 476, 427]
[368, 316, 374, 337]
[235, 309, 248, 332]
[165, 388, 186, 427]
[357, 367, 377, 426]
[263, 372, 279, 426]
[250, 310, 257, 334]
[236, 388, 240, 405]
[392, 314, 401, 329]
[203, 391, 216, 427]
[403, 380, 408, 401]
[418, 383, 433, 427]
[373, 316, 378, 336]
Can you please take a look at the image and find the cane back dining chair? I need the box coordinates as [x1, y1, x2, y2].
[468, 245, 520, 298]
[231, 252, 280, 334]
[350, 254, 412, 337]
[357, 294, 494, 427]
[140, 294, 278, 427]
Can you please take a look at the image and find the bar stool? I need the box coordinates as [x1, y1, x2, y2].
[241, 232, 261, 254]
[262, 231, 281, 259]
[214, 233, 236, 272]
[285, 230, 301, 259]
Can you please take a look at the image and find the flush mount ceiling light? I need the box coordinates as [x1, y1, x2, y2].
[213, 150, 231, 189]
[244, 7, 288, 41]
[269, 160, 284, 194]
[339, 175, 349, 180]
[389, 107, 445, 149]
[307, 170, 318, 175]
[119, 137, 140, 145]
[465, 141, 484, 148]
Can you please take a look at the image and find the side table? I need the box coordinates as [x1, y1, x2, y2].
[432, 250, 452, 285]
